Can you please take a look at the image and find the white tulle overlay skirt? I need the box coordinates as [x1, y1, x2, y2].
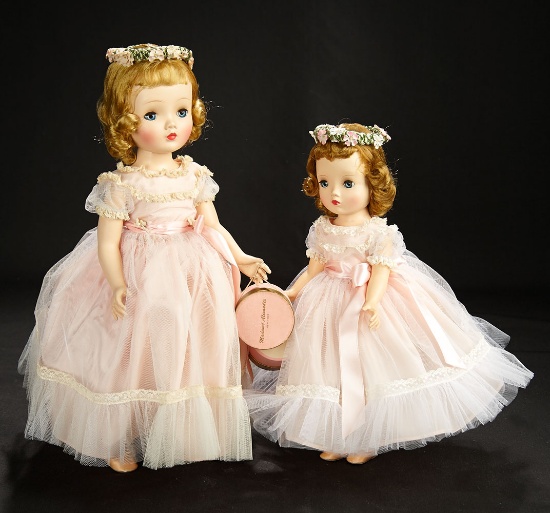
[18, 228, 252, 469]
[244, 252, 533, 456]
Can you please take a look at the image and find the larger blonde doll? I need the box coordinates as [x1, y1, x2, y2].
[246, 123, 532, 465]
[18, 44, 270, 472]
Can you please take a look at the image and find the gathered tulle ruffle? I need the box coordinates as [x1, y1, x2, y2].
[18, 227, 252, 468]
[245, 343, 533, 455]
[21, 357, 252, 468]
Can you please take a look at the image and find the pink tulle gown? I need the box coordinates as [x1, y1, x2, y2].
[18, 155, 252, 469]
[245, 215, 533, 456]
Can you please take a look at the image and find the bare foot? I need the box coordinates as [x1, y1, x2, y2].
[320, 451, 346, 461]
[346, 454, 377, 465]
[109, 459, 138, 473]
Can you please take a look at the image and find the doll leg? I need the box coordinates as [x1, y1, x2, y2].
[346, 453, 377, 465]
[319, 452, 346, 461]
[109, 459, 138, 473]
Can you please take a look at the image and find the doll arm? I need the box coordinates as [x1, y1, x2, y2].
[285, 257, 324, 302]
[196, 201, 271, 282]
[97, 216, 126, 320]
[362, 263, 391, 330]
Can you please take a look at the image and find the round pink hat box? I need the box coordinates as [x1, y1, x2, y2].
[236, 282, 294, 370]
[248, 344, 287, 371]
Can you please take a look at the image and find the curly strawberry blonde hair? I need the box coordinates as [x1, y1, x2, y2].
[97, 58, 206, 165]
[303, 123, 396, 218]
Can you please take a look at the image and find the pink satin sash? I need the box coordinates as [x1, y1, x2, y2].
[404, 282, 466, 369]
[325, 261, 371, 438]
[123, 220, 193, 235]
[123, 216, 240, 304]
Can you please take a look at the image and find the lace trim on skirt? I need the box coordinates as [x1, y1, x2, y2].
[372, 338, 490, 398]
[37, 364, 243, 405]
[276, 383, 340, 402]
[274, 339, 491, 402]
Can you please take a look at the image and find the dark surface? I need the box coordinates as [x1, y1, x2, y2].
[1, 287, 548, 513]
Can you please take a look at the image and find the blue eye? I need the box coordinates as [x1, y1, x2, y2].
[344, 180, 354, 188]
[144, 112, 156, 121]
[319, 180, 328, 188]
[177, 109, 188, 118]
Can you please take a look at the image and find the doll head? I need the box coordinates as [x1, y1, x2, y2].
[303, 123, 396, 218]
[97, 44, 206, 165]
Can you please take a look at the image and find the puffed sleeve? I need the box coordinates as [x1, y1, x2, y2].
[305, 217, 327, 263]
[85, 172, 134, 220]
[366, 218, 406, 269]
[194, 165, 220, 205]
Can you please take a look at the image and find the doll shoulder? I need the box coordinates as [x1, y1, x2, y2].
[369, 216, 401, 236]
[85, 169, 134, 220]
[366, 216, 406, 266]
[183, 156, 219, 204]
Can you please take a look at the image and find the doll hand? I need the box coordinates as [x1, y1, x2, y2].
[362, 302, 380, 330]
[238, 257, 271, 284]
[112, 286, 127, 320]
[284, 288, 296, 302]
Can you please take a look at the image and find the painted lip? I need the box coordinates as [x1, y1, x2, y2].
[332, 200, 340, 205]
[167, 133, 177, 140]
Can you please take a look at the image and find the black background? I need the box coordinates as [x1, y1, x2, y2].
[3, 1, 549, 296]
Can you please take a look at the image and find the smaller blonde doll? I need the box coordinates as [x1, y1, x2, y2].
[246, 123, 533, 464]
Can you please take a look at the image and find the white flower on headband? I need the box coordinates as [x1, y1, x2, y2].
[106, 44, 194, 69]
[309, 124, 391, 149]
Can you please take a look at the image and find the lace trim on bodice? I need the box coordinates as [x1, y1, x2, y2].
[275, 340, 491, 403]
[116, 155, 202, 178]
[97, 172, 208, 203]
[37, 364, 243, 403]
[316, 215, 388, 236]
[366, 255, 399, 269]
[305, 249, 327, 263]
[306, 246, 398, 270]
[95, 206, 130, 221]
[311, 215, 398, 255]
[318, 239, 374, 254]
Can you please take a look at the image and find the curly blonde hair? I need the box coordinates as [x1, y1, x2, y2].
[97, 59, 206, 165]
[303, 123, 396, 218]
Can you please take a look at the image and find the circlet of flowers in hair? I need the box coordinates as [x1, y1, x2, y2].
[105, 44, 194, 69]
[310, 124, 391, 149]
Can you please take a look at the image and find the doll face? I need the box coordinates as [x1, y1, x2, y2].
[316, 152, 370, 220]
[131, 83, 194, 153]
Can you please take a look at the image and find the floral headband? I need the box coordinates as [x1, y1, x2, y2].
[105, 43, 194, 69]
[310, 124, 391, 149]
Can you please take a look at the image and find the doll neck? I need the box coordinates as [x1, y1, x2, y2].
[331, 211, 372, 227]
[132, 151, 181, 172]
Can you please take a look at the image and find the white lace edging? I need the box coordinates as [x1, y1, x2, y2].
[305, 249, 327, 263]
[95, 206, 130, 220]
[366, 255, 399, 269]
[274, 340, 492, 402]
[318, 239, 374, 254]
[316, 215, 389, 235]
[115, 155, 212, 179]
[37, 364, 243, 404]
[97, 172, 203, 203]
[370, 339, 492, 398]
[276, 383, 340, 402]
